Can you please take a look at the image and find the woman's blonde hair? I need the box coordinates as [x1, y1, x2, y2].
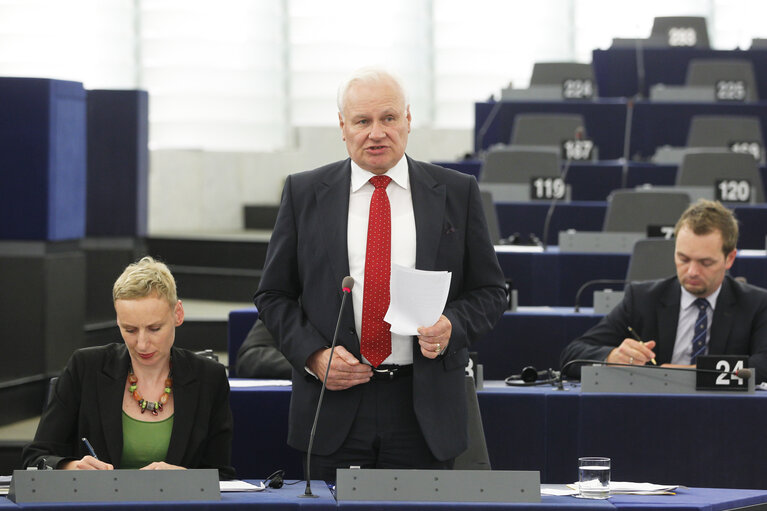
[113, 256, 178, 307]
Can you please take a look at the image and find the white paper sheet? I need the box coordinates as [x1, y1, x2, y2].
[220, 480, 266, 492]
[384, 264, 451, 335]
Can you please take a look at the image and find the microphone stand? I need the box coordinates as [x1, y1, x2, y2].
[542, 126, 584, 251]
[300, 279, 353, 498]
[573, 279, 627, 312]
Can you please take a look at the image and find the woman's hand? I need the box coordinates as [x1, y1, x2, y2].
[140, 461, 186, 470]
[60, 456, 114, 470]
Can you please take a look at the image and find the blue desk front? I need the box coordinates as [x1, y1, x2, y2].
[228, 382, 767, 491]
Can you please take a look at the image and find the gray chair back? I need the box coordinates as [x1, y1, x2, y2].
[651, 16, 710, 48]
[510, 113, 589, 151]
[686, 59, 759, 102]
[530, 62, 596, 89]
[626, 238, 677, 282]
[480, 191, 502, 245]
[454, 375, 491, 470]
[677, 151, 765, 203]
[687, 116, 764, 163]
[603, 190, 690, 233]
[480, 147, 560, 184]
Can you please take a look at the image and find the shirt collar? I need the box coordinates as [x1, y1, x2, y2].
[350, 155, 409, 192]
[680, 282, 722, 311]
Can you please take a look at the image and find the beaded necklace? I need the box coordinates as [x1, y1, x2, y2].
[128, 365, 172, 416]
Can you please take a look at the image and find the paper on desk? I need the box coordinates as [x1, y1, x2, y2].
[228, 379, 292, 388]
[220, 480, 265, 492]
[566, 481, 678, 495]
[384, 265, 451, 335]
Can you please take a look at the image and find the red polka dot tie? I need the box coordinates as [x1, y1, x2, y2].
[361, 175, 392, 367]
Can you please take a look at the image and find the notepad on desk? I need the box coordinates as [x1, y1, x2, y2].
[560, 481, 678, 495]
[220, 480, 265, 492]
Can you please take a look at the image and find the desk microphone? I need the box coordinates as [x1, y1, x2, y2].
[301, 276, 354, 498]
[557, 358, 752, 390]
[475, 97, 505, 157]
[541, 126, 583, 250]
[573, 279, 627, 312]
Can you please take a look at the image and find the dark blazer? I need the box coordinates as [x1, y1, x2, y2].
[254, 156, 506, 461]
[560, 275, 767, 382]
[235, 319, 292, 379]
[22, 344, 235, 479]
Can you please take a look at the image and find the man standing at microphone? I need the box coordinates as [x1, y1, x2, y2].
[254, 68, 506, 482]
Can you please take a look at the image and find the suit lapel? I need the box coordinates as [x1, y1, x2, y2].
[97, 346, 130, 465]
[709, 278, 735, 354]
[408, 157, 445, 271]
[656, 282, 681, 364]
[315, 160, 352, 287]
[165, 349, 198, 464]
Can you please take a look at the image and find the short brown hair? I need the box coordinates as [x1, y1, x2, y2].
[113, 256, 178, 308]
[674, 199, 738, 255]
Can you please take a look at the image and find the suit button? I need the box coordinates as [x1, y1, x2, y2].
[348, 327, 355, 335]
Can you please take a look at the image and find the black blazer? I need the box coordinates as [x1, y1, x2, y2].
[254, 156, 507, 461]
[560, 275, 767, 381]
[22, 344, 235, 479]
[235, 319, 292, 379]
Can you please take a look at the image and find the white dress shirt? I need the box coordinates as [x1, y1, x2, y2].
[348, 156, 416, 366]
[671, 285, 721, 364]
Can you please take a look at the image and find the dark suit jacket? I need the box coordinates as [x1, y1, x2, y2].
[254, 156, 506, 461]
[22, 344, 235, 478]
[560, 275, 767, 382]
[235, 319, 292, 379]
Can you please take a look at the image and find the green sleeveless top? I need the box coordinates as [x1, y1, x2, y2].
[120, 411, 174, 469]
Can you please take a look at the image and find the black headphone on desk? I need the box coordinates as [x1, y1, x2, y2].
[264, 469, 285, 489]
[505, 366, 559, 386]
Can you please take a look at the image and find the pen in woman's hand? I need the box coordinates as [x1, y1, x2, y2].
[81, 437, 99, 460]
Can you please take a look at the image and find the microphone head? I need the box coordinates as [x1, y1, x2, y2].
[341, 276, 355, 292]
[736, 368, 752, 379]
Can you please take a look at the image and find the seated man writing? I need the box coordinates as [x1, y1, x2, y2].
[561, 199, 767, 382]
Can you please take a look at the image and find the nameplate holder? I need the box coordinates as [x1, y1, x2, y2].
[582, 365, 754, 394]
[715, 80, 746, 102]
[336, 468, 540, 503]
[729, 140, 761, 161]
[529, 176, 566, 201]
[561, 138, 594, 160]
[8, 469, 220, 503]
[716, 179, 752, 203]
[561, 78, 594, 99]
[696, 355, 751, 392]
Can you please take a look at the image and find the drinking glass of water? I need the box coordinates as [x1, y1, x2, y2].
[578, 456, 610, 499]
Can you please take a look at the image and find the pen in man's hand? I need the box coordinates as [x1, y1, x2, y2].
[627, 326, 658, 365]
[81, 437, 99, 460]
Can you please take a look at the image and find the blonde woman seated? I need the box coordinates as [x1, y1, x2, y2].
[22, 256, 235, 478]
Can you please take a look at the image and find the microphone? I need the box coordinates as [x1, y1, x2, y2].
[301, 276, 354, 498]
[541, 126, 583, 250]
[573, 279, 627, 312]
[475, 96, 505, 157]
[556, 358, 752, 390]
[620, 98, 635, 189]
